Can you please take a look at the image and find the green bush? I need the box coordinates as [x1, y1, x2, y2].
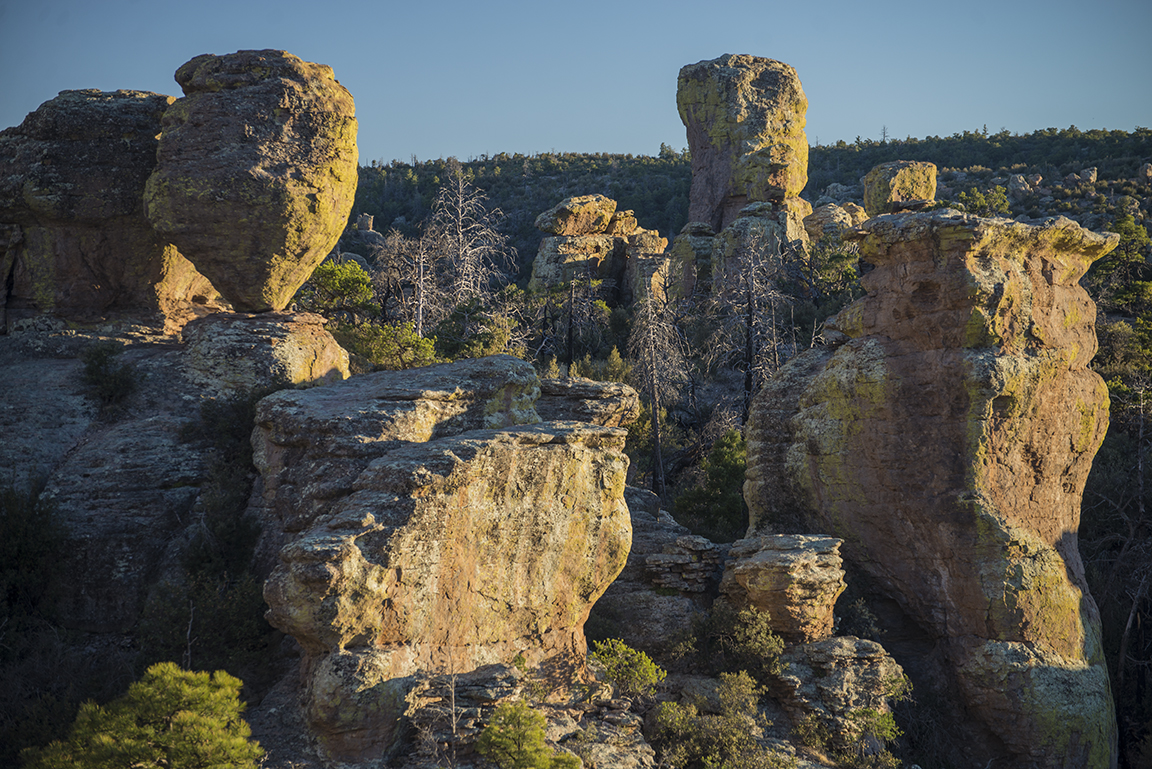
[331, 320, 438, 370]
[80, 341, 137, 410]
[677, 604, 784, 683]
[589, 638, 666, 698]
[655, 671, 793, 769]
[475, 700, 577, 769]
[673, 429, 748, 542]
[21, 662, 263, 769]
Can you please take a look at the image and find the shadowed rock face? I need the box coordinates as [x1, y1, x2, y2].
[145, 50, 359, 313]
[745, 210, 1119, 768]
[677, 54, 807, 233]
[250, 356, 631, 763]
[0, 89, 223, 332]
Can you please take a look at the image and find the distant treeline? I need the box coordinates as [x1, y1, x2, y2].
[348, 126, 1152, 278]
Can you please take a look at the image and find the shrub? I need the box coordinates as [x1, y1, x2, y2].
[677, 604, 784, 683]
[21, 662, 263, 769]
[79, 341, 137, 410]
[475, 700, 577, 769]
[589, 638, 667, 698]
[673, 428, 748, 542]
[331, 320, 438, 370]
[654, 671, 793, 769]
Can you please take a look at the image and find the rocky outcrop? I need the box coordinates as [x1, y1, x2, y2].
[0, 89, 224, 333]
[536, 377, 641, 428]
[182, 312, 349, 396]
[535, 194, 618, 236]
[250, 356, 631, 763]
[803, 203, 865, 243]
[592, 488, 707, 656]
[527, 195, 668, 299]
[745, 210, 1120, 768]
[145, 50, 359, 313]
[719, 535, 846, 644]
[771, 637, 906, 755]
[668, 222, 715, 296]
[860, 160, 937, 216]
[677, 55, 808, 232]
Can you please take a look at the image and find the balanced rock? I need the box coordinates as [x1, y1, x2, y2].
[719, 535, 846, 643]
[677, 55, 808, 232]
[861, 160, 937, 216]
[534, 194, 617, 236]
[145, 50, 359, 313]
[745, 210, 1119, 768]
[250, 356, 631, 763]
[803, 203, 856, 242]
[182, 312, 349, 396]
[0, 89, 223, 332]
[536, 376, 641, 428]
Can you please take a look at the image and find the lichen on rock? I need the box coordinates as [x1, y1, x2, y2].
[144, 49, 359, 313]
[745, 210, 1119, 768]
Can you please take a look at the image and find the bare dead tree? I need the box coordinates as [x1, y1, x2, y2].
[628, 277, 690, 498]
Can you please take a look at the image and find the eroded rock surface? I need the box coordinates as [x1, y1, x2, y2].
[145, 50, 359, 312]
[182, 312, 349, 396]
[719, 535, 846, 644]
[250, 356, 632, 763]
[536, 377, 641, 428]
[861, 160, 937, 216]
[745, 210, 1119, 768]
[677, 55, 808, 232]
[0, 89, 223, 332]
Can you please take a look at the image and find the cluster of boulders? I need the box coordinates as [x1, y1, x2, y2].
[528, 194, 669, 303]
[0, 49, 357, 333]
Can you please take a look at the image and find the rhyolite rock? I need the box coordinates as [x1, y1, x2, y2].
[771, 637, 906, 755]
[677, 55, 808, 232]
[0, 89, 224, 333]
[145, 50, 359, 313]
[745, 210, 1120, 768]
[536, 376, 641, 428]
[250, 356, 631, 763]
[803, 204, 858, 242]
[719, 535, 846, 643]
[668, 222, 715, 296]
[534, 194, 617, 236]
[861, 160, 937, 216]
[182, 312, 349, 396]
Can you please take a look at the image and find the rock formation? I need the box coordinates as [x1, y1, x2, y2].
[719, 535, 846, 644]
[527, 195, 669, 303]
[182, 312, 350, 395]
[803, 203, 867, 243]
[860, 160, 937, 216]
[677, 55, 808, 233]
[145, 50, 359, 313]
[668, 222, 715, 296]
[250, 356, 631, 763]
[536, 376, 641, 428]
[745, 210, 1119, 768]
[0, 89, 224, 333]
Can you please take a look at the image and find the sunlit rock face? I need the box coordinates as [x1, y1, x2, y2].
[745, 210, 1119, 768]
[250, 356, 632, 764]
[677, 54, 808, 233]
[0, 89, 223, 333]
[861, 160, 938, 216]
[145, 49, 359, 313]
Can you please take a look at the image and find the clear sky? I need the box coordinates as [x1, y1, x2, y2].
[1, 0, 1149, 165]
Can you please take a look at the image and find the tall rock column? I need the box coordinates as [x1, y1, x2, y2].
[145, 49, 358, 313]
[745, 211, 1119, 768]
[677, 54, 808, 233]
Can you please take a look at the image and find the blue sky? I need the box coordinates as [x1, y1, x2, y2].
[1, 0, 1149, 165]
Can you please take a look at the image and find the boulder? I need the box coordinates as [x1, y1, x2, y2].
[250, 356, 631, 763]
[677, 55, 808, 232]
[709, 205, 786, 297]
[536, 377, 641, 428]
[841, 202, 868, 226]
[0, 89, 223, 333]
[745, 210, 1119, 768]
[527, 234, 624, 293]
[1139, 162, 1152, 181]
[181, 312, 349, 396]
[860, 160, 937, 216]
[535, 194, 617, 236]
[145, 50, 359, 313]
[803, 204, 855, 243]
[1081, 167, 1098, 184]
[719, 535, 846, 643]
[771, 637, 906, 755]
